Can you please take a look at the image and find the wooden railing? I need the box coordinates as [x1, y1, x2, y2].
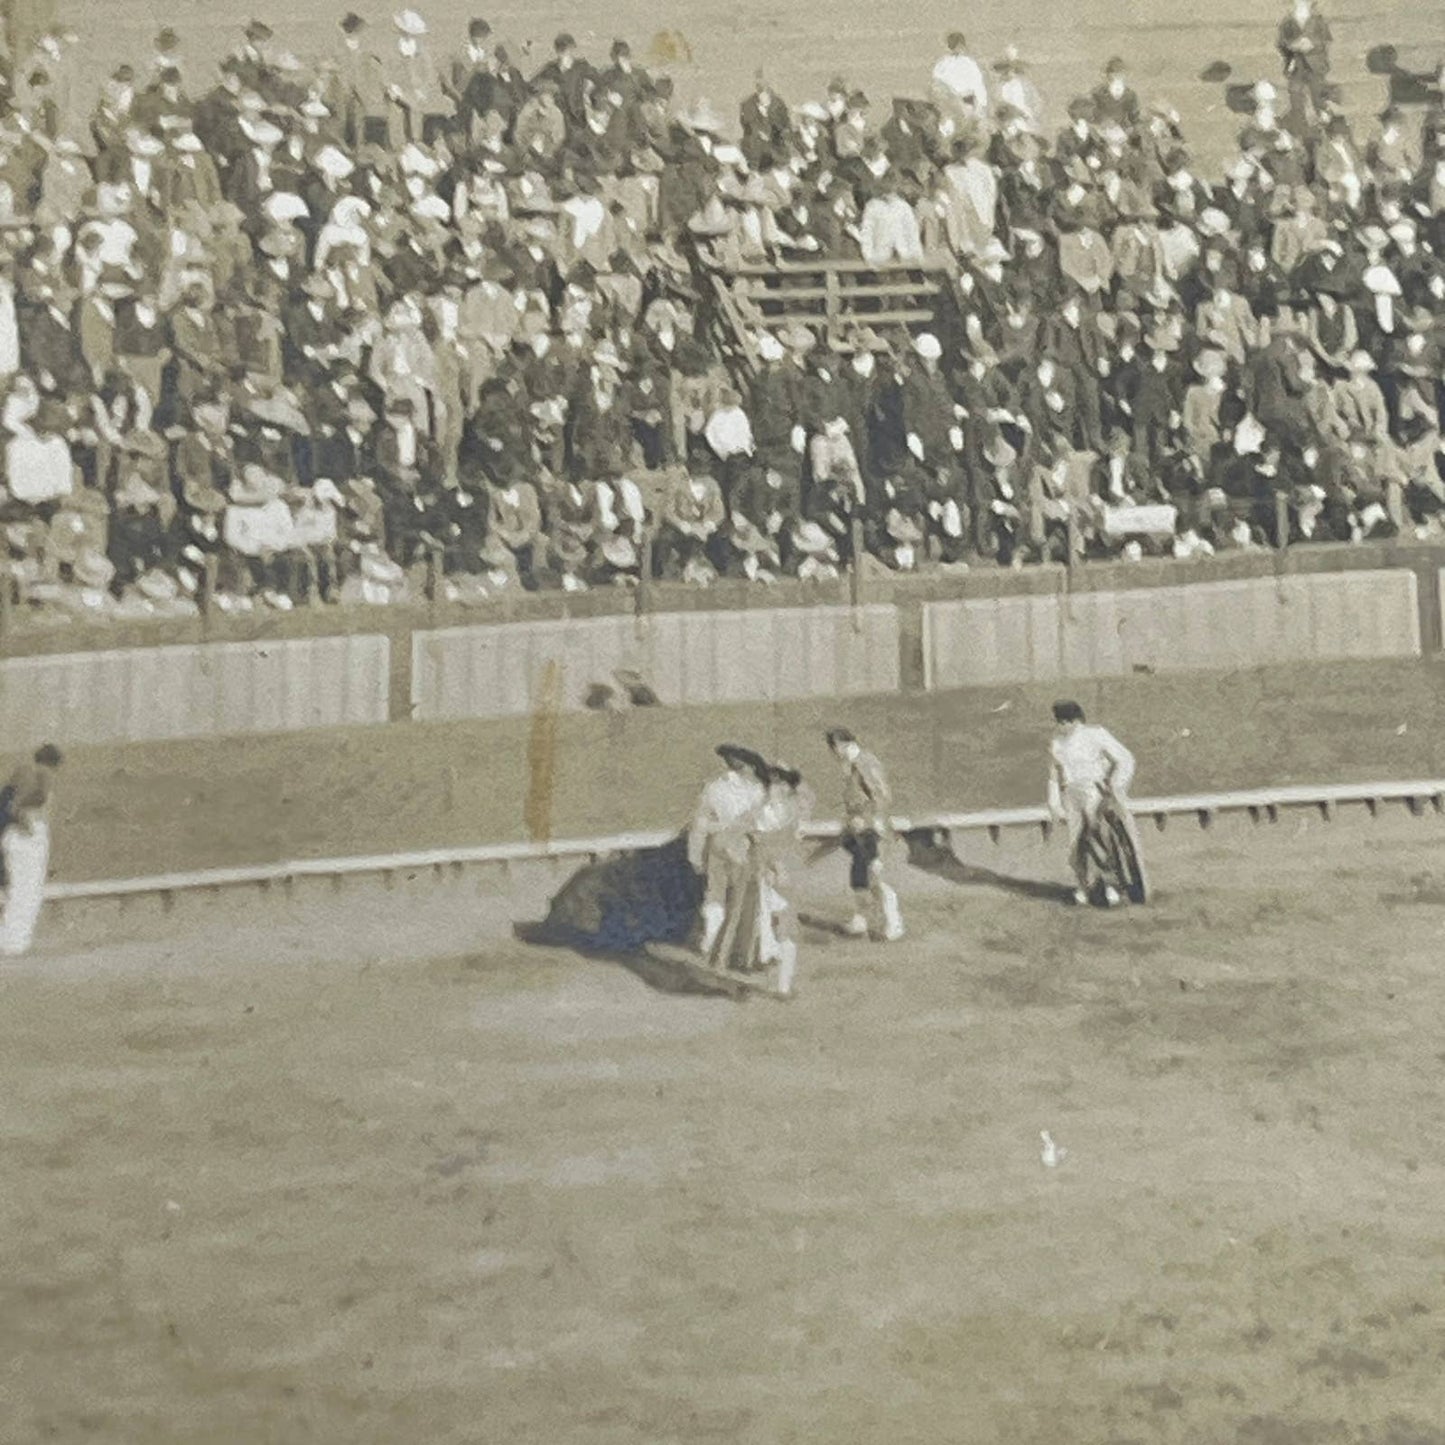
[711, 257, 956, 350]
[44, 778, 1445, 906]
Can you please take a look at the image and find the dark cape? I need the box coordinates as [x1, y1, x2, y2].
[531, 833, 702, 953]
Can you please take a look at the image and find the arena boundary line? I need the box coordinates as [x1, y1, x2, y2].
[43, 780, 1445, 907]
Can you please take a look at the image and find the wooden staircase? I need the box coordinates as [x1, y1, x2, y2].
[701, 256, 965, 373]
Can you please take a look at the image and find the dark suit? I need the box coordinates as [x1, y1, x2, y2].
[739, 90, 792, 168]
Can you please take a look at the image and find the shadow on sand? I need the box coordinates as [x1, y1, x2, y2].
[514, 835, 738, 997]
[512, 921, 733, 997]
[902, 829, 1075, 905]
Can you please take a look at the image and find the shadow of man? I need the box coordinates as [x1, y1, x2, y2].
[902, 828, 1075, 904]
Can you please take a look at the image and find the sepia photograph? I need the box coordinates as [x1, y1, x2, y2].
[3, 0, 1445, 1437]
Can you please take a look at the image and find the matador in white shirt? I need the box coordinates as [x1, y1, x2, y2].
[1046, 700, 1137, 904]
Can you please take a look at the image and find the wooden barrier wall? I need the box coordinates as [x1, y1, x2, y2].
[0, 635, 390, 748]
[0, 565, 1430, 746]
[921, 572, 1422, 690]
[410, 605, 902, 721]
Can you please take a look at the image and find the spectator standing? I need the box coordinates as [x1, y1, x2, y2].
[0, 745, 63, 957]
[931, 33, 989, 124]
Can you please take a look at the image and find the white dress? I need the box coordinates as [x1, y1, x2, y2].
[0, 818, 50, 956]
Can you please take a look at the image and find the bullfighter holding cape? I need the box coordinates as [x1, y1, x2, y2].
[1046, 701, 1148, 906]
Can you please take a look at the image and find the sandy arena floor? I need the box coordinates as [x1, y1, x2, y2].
[6, 806, 1445, 1442]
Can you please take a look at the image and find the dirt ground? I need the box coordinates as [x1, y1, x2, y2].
[36, 657, 1445, 882]
[7, 807, 1445, 1443]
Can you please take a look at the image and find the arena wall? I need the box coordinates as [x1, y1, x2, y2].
[410, 606, 901, 720]
[921, 572, 1422, 690]
[0, 635, 390, 748]
[3, 549, 1442, 747]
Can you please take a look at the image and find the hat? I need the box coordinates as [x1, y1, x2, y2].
[135, 569, 181, 604]
[688, 197, 735, 237]
[680, 99, 726, 134]
[394, 10, 427, 36]
[114, 472, 164, 509]
[779, 322, 817, 354]
[123, 428, 167, 461]
[1197, 207, 1232, 238]
[730, 515, 775, 553]
[1194, 348, 1227, 380]
[245, 19, 273, 42]
[792, 520, 835, 555]
[512, 173, 557, 214]
[1359, 223, 1389, 252]
[716, 743, 762, 770]
[72, 551, 116, 589]
[550, 528, 589, 569]
[230, 463, 284, 506]
[360, 550, 405, 586]
[258, 228, 301, 258]
[848, 327, 891, 355]
[1346, 349, 1375, 372]
[1104, 55, 1126, 75]
[341, 12, 365, 33]
[757, 332, 785, 362]
[599, 534, 637, 570]
[399, 142, 440, 179]
[979, 237, 1011, 264]
[240, 117, 284, 149]
[886, 509, 924, 544]
[993, 44, 1025, 74]
[264, 191, 309, 224]
[913, 332, 943, 360]
[479, 534, 516, 569]
[984, 434, 1018, 468]
[314, 144, 355, 181]
[182, 471, 227, 513]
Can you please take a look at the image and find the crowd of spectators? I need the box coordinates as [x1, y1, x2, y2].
[0, 6, 1441, 616]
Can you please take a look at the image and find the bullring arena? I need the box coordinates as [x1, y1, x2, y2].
[3, 0, 1445, 1440]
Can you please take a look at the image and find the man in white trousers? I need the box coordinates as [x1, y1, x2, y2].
[826, 728, 904, 942]
[1045, 701, 1137, 906]
[0, 743, 63, 957]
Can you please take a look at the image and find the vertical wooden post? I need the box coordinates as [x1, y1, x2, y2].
[636, 526, 654, 619]
[199, 553, 219, 623]
[424, 542, 442, 603]
[1274, 491, 1290, 552]
[849, 516, 864, 632]
[825, 266, 841, 351]
[0, 565, 12, 644]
